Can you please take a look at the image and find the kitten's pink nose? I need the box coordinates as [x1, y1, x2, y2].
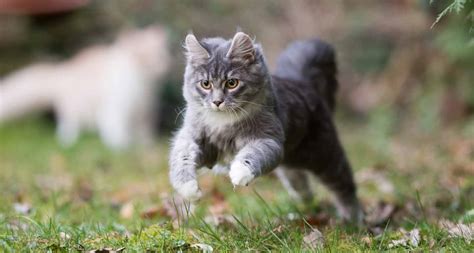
[213, 100, 223, 107]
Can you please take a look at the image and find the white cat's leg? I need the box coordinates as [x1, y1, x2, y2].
[97, 110, 131, 150]
[275, 167, 314, 203]
[132, 106, 155, 147]
[56, 113, 80, 147]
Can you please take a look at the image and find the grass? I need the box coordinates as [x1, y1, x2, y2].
[0, 115, 473, 252]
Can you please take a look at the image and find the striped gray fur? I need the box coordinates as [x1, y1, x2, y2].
[169, 32, 363, 223]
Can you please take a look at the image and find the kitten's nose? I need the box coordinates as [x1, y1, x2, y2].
[213, 100, 223, 107]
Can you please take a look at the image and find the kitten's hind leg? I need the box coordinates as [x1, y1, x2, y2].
[275, 167, 313, 204]
[314, 159, 364, 224]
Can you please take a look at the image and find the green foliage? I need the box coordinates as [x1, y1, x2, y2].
[432, 0, 474, 34]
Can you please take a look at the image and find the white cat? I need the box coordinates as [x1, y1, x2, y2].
[0, 25, 170, 149]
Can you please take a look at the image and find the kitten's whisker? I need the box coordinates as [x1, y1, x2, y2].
[175, 107, 187, 123]
[234, 105, 256, 130]
[229, 107, 238, 121]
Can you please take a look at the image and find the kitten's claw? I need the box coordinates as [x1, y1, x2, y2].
[176, 180, 202, 201]
[229, 161, 255, 186]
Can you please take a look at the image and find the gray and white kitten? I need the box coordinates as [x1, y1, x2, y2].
[169, 32, 362, 222]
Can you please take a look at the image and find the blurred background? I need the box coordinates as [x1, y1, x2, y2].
[1, 0, 473, 135]
[0, 0, 473, 239]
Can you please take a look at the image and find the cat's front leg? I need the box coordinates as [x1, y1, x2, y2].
[169, 128, 204, 201]
[229, 138, 283, 186]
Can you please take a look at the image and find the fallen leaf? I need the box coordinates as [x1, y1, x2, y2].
[204, 214, 236, 228]
[209, 189, 229, 216]
[388, 238, 407, 248]
[191, 243, 213, 252]
[158, 194, 195, 220]
[140, 206, 160, 219]
[304, 212, 332, 227]
[88, 247, 125, 253]
[388, 228, 421, 249]
[76, 179, 94, 202]
[272, 224, 285, 233]
[361, 236, 372, 246]
[429, 239, 436, 249]
[408, 228, 421, 247]
[439, 219, 474, 242]
[119, 202, 134, 219]
[303, 228, 324, 250]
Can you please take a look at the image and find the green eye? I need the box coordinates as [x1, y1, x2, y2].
[225, 79, 239, 89]
[200, 80, 212, 89]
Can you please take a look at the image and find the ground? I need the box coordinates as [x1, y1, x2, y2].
[0, 116, 473, 252]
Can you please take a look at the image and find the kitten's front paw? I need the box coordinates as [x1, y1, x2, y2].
[229, 161, 255, 186]
[176, 180, 202, 201]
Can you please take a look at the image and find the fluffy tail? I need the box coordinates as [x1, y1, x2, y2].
[0, 65, 53, 122]
[274, 38, 338, 111]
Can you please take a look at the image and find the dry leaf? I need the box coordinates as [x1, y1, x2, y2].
[304, 212, 332, 227]
[204, 214, 236, 228]
[119, 202, 134, 219]
[429, 239, 436, 249]
[158, 194, 195, 220]
[76, 179, 94, 202]
[88, 247, 125, 253]
[209, 189, 229, 216]
[361, 236, 372, 246]
[140, 206, 160, 219]
[439, 219, 474, 242]
[408, 228, 421, 247]
[272, 224, 285, 233]
[388, 238, 407, 248]
[191, 243, 213, 252]
[303, 228, 324, 250]
[388, 228, 421, 249]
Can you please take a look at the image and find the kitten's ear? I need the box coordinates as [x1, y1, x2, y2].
[185, 34, 210, 64]
[226, 32, 255, 64]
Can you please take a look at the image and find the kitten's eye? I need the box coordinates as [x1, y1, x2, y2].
[225, 79, 240, 89]
[200, 80, 212, 90]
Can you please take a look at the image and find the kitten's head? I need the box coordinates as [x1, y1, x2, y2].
[183, 32, 270, 121]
